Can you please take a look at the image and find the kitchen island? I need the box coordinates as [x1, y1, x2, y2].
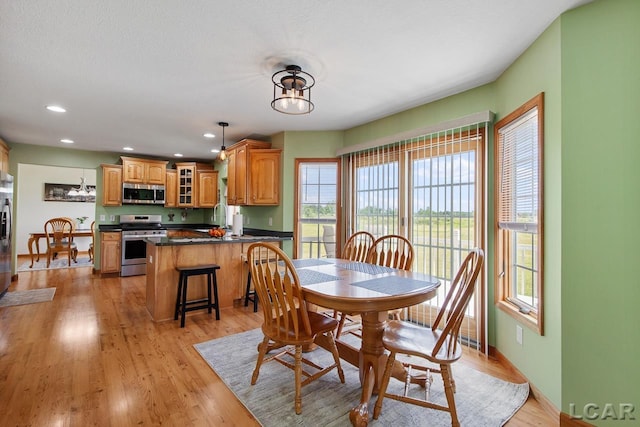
[144, 231, 292, 322]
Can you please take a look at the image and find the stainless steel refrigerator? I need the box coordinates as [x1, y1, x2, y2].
[0, 172, 13, 298]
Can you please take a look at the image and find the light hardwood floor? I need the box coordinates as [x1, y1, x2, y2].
[0, 256, 557, 426]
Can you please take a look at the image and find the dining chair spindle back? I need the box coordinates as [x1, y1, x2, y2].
[341, 231, 375, 262]
[334, 231, 376, 336]
[367, 234, 414, 271]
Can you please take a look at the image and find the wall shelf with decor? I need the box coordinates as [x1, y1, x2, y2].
[44, 183, 96, 203]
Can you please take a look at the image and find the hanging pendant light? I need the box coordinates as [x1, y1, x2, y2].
[218, 121, 228, 162]
[271, 65, 315, 115]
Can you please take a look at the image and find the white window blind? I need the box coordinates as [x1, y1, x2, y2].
[342, 116, 489, 352]
[498, 108, 539, 233]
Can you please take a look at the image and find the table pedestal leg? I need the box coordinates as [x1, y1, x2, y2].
[349, 311, 387, 427]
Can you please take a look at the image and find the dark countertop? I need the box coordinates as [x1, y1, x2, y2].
[145, 234, 292, 246]
[98, 223, 293, 239]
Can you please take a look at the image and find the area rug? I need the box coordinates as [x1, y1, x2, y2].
[17, 256, 93, 272]
[0, 287, 56, 307]
[194, 328, 529, 426]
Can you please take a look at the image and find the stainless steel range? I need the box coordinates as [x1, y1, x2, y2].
[120, 214, 167, 277]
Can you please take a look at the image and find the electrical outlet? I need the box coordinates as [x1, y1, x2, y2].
[268, 217, 272, 226]
[210, 215, 214, 222]
[245, 216, 250, 225]
[99, 214, 106, 221]
[109, 215, 115, 222]
[516, 325, 523, 345]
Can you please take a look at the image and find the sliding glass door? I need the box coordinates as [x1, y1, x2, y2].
[344, 126, 485, 349]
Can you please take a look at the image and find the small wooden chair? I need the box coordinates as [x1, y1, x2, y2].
[373, 248, 484, 427]
[247, 242, 345, 414]
[44, 217, 78, 267]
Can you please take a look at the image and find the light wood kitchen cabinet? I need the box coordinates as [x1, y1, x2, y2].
[100, 232, 121, 274]
[226, 148, 242, 205]
[248, 149, 281, 205]
[197, 170, 219, 208]
[101, 164, 122, 206]
[226, 139, 280, 206]
[164, 169, 177, 207]
[121, 156, 167, 185]
[0, 137, 9, 172]
[174, 162, 214, 207]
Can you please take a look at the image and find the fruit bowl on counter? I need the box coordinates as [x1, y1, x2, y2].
[208, 228, 226, 238]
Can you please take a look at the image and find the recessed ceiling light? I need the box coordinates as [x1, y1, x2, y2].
[60, 138, 74, 144]
[203, 133, 215, 138]
[46, 105, 67, 113]
[174, 153, 183, 157]
[123, 146, 134, 151]
[211, 149, 220, 153]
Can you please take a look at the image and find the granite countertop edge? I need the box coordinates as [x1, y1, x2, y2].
[98, 223, 293, 243]
[145, 234, 292, 246]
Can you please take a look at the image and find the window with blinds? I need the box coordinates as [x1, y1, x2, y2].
[494, 93, 544, 335]
[343, 120, 487, 351]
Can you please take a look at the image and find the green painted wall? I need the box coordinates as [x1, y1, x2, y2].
[492, 18, 564, 407]
[344, 85, 495, 147]
[561, 0, 640, 422]
[258, 130, 343, 256]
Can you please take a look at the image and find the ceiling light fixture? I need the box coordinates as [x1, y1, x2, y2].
[218, 121, 228, 161]
[67, 174, 96, 197]
[60, 139, 74, 144]
[203, 133, 215, 139]
[46, 105, 66, 113]
[271, 65, 315, 115]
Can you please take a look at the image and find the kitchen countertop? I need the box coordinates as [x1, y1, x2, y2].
[145, 233, 291, 246]
[99, 223, 293, 239]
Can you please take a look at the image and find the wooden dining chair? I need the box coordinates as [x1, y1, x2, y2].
[44, 217, 78, 267]
[367, 234, 414, 320]
[247, 242, 345, 414]
[87, 220, 96, 262]
[341, 230, 375, 262]
[367, 234, 414, 271]
[373, 248, 484, 427]
[334, 231, 376, 336]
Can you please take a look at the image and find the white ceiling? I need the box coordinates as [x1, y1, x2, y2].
[0, 0, 592, 160]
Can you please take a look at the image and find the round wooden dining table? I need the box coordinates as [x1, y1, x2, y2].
[296, 258, 440, 427]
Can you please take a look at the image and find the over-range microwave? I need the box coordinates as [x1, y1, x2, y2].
[122, 183, 165, 205]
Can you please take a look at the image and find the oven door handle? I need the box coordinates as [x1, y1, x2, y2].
[122, 234, 166, 241]
[122, 235, 149, 241]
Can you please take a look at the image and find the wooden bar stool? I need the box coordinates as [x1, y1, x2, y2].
[174, 264, 221, 328]
[242, 255, 258, 312]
